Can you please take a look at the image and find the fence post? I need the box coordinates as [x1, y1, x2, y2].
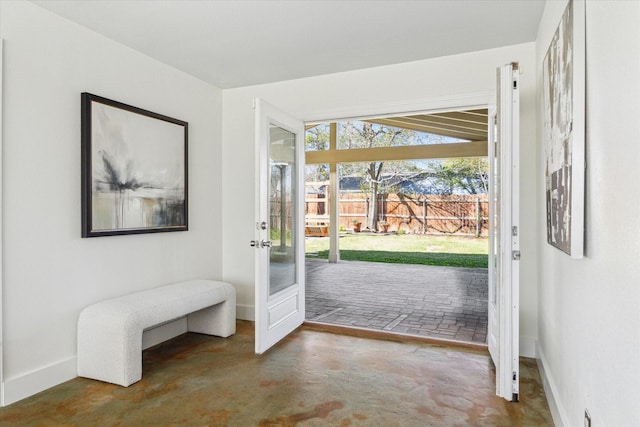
[475, 197, 480, 237]
[422, 199, 427, 234]
[365, 197, 369, 225]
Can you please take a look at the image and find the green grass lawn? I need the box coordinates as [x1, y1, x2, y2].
[305, 233, 489, 268]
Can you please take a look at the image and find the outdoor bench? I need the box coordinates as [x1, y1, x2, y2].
[305, 224, 329, 237]
[77, 279, 236, 386]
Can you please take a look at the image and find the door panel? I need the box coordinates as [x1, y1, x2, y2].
[254, 99, 305, 354]
[268, 124, 297, 296]
[489, 63, 520, 402]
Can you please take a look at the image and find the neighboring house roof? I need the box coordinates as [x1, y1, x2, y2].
[307, 175, 445, 195]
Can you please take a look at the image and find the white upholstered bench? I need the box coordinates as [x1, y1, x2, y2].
[77, 280, 236, 386]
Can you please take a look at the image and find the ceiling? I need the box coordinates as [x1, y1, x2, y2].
[33, 0, 545, 89]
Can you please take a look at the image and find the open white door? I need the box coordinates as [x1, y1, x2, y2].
[253, 99, 305, 354]
[488, 63, 520, 402]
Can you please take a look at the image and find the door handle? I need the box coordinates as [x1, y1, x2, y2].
[261, 240, 272, 248]
[250, 240, 272, 248]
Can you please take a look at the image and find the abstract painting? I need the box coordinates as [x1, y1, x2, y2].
[543, 0, 585, 258]
[81, 93, 188, 237]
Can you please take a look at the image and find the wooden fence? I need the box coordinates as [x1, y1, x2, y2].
[306, 193, 489, 236]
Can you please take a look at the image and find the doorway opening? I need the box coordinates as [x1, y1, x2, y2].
[304, 109, 490, 345]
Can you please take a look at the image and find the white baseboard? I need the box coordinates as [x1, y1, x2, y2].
[537, 343, 569, 427]
[2, 356, 77, 406]
[236, 304, 255, 321]
[520, 335, 537, 358]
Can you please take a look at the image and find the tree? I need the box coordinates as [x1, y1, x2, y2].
[339, 121, 417, 230]
[305, 124, 329, 152]
[431, 158, 489, 195]
[305, 124, 330, 182]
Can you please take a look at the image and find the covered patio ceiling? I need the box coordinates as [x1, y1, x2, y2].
[305, 108, 489, 165]
[365, 108, 489, 142]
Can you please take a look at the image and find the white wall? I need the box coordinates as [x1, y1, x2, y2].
[0, 2, 223, 404]
[536, 1, 640, 426]
[222, 43, 539, 355]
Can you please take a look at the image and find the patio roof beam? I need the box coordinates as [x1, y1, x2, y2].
[305, 140, 487, 165]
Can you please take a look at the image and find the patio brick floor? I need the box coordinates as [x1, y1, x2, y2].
[305, 258, 488, 344]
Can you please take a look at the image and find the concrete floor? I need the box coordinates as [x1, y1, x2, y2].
[0, 321, 552, 426]
[306, 259, 488, 344]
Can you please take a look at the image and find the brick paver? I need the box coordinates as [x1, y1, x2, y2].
[305, 259, 488, 344]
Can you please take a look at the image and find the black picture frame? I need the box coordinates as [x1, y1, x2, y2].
[81, 93, 188, 237]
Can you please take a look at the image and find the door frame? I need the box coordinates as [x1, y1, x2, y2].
[303, 92, 492, 268]
[488, 108, 499, 364]
[299, 91, 519, 400]
[0, 38, 5, 407]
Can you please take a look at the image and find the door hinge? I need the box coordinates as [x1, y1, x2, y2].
[511, 226, 518, 236]
[512, 371, 519, 402]
[512, 250, 521, 261]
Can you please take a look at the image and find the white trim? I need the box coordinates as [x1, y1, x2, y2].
[487, 109, 498, 366]
[509, 65, 520, 400]
[236, 304, 255, 321]
[0, 37, 4, 407]
[494, 63, 520, 401]
[297, 92, 492, 124]
[3, 357, 77, 406]
[537, 343, 569, 427]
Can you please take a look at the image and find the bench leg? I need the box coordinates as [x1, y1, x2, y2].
[78, 315, 143, 387]
[187, 288, 236, 337]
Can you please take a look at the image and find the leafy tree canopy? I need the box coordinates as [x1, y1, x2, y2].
[431, 158, 489, 195]
[305, 124, 330, 182]
[305, 124, 329, 152]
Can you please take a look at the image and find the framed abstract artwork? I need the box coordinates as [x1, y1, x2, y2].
[81, 93, 188, 237]
[543, 0, 586, 258]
